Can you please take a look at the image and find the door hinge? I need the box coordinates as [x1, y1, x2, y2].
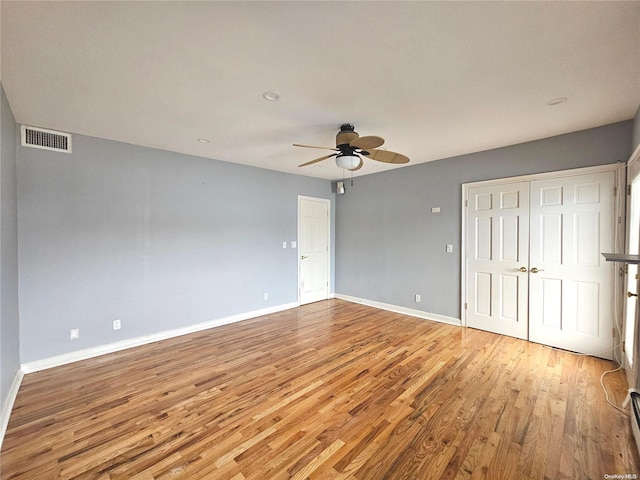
[629, 184, 632, 195]
[465, 200, 468, 207]
[619, 216, 623, 224]
[625, 263, 629, 274]
[623, 341, 626, 353]
[614, 186, 617, 196]
[613, 327, 616, 338]
[464, 302, 468, 310]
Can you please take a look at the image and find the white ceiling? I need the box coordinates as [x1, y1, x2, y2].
[2, 1, 639, 180]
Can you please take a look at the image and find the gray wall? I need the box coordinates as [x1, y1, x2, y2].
[1, 85, 20, 408]
[335, 121, 633, 319]
[18, 134, 334, 363]
[10, 105, 639, 365]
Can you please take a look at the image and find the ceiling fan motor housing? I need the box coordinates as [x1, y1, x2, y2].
[336, 123, 359, 148]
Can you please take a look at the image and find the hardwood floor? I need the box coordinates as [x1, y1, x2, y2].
[1, 299, 638, 479]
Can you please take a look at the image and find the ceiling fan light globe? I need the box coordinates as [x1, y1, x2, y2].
[336, 154, 360, 170]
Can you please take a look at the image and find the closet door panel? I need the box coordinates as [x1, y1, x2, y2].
[466, 182, 529, 340]
[529, 172, 615, 359]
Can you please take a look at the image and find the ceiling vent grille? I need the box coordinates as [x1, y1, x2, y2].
[21, 125, 72, 153]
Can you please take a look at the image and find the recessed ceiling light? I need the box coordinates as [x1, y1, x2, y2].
[546, 97, 568, 106]
[262, 91, 280, 101]
[198, 138, 210, 143]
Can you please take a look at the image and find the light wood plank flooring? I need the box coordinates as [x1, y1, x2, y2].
[1, 299, 638, 479]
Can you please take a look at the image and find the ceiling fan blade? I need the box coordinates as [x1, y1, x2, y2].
[293, 143, 338, 150]
[365, 149, 410, 164]
[350, 135, 384, 150]
[348, 158, 364, 171]
[298, 153, 336, 167]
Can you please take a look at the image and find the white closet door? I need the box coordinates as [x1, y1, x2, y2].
[466, 182, 530, 340]
[528, 171, 615, 359]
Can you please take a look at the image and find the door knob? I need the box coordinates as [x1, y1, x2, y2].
[301, 255, 308, 260]
[530, 267, 544, 274]
[628, 291, 638, 298]
[514, 267, 528, 272]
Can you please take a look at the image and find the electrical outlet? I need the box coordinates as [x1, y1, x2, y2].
[70, 328, 80, 340]
[446, 244, 453, 253]
[291, 241, 297, 249]
[263, 293, 269, 301]
[113, 319, 121, 330]
[282, 242, 287, 249]
[415, 294, 421, 302]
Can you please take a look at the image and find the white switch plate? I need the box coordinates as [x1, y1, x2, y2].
[113, 319, 121, 330]
[415, 294, 421, 302]
[70, 328, 80, 340]
[431, 207, 441, 213]
[446, 244, 453, 253]
[263, 293, 269, 301]
[282, 242, 287, 248]
[291, 241, 297, 248]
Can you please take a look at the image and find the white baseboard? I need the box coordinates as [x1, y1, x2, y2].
[0, 368, 24, 450]
[21, 302, 298, 374]
[335, 294, 461, 326]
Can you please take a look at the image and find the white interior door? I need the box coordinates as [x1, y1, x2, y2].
[466, 182, 530, 340]
[625, 149, 640, 387]
[528, 172, 616, 359]
[298, 197, 329, 305]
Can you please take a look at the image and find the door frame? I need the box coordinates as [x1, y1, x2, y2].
[297, 195, 331, 305]
[461, 164, 624, 338]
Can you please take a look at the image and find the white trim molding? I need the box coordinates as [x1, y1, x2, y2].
[21, 302, 298, 374]
[335, 294, 461, 326]
[0, 369, 24, 450]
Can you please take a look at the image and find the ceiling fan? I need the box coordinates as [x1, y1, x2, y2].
[294, 124, 410, 171]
